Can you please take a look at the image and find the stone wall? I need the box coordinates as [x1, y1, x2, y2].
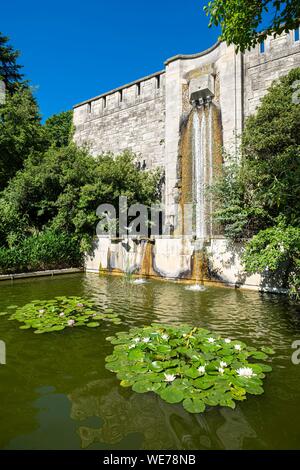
[244, 30, 300, 116]
[73, 72, 166, 169]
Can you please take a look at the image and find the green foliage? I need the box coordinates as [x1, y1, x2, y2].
[105, 324, 274, 414]
[211, 69, 300, 297]
[213, 68, 300, 239]
[0, 86, 46, 190]
[44, 110, 73, 148]
[9, 296, 121, 334]
[243, 223, 300, 299]
[0, 230, 82, 274]
[204, 0, 300, 52]
[0, 147, 160, 253]
[211, 158, 268, 239]
[241, 68, 300, 228]
[212, 68, 300, 298]
[0, 32, 24, 94]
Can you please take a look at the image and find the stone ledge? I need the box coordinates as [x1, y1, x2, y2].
[73, 70, 165, 109]
[164, 41, 221, 66]
[0, 267, 83, 282]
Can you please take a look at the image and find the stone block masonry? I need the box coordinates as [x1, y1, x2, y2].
[244, 29, 300, 117]
[73, 71, 166, 170]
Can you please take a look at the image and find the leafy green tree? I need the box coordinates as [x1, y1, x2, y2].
[213, 67, 300, 239]
[0, 86, 46, 191]
[243, 222, 300, 299]
[204, 0, 300, 51]
[0, 147, 161, 251]
[0, 32, 24, 94]
[212, 68, 300, 297]
[44, 110, 73, 148]
[241, 67, 300, 229]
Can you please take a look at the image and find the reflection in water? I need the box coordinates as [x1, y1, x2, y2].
[0, 273, 300, 450]
[69, 379, 262, 450]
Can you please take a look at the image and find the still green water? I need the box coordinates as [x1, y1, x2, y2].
[0, 273, 299, 450]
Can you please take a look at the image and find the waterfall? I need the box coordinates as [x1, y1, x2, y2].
[208, 103, 213, 237]
[193, 109, 206, 239]
[192, 104, 213, 240]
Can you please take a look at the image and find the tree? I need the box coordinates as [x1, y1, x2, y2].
[212, 68, 300, 297]
[0, 147, 161, 251]
[213, 67, 300, 239]
[242, 222, 300, 299]
[44, 110, 73, 148]
[0, 32, 24, 94]
[0, 86, 46, 191]
[204, 0, 300, 51]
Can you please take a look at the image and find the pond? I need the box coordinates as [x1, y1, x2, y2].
[0, 273, 299, 450]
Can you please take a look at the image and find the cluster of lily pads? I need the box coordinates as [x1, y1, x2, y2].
[8, 296, 121, 334]
[105, 324, 274, 413]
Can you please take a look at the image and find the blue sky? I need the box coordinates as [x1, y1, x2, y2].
[1, 0, 220, 120]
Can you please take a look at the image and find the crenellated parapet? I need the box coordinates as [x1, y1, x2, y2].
[73, 71, 166, 169]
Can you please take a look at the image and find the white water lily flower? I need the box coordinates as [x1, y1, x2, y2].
[133, 338, 140, 343]
[198, 366, 206, 375]
[161, 334, 169, 340]
[68, 319, 75, 327]
[59, 312, 65, 317]
[208, 337, 215, 343]
[220, 361, 227, 368]
[234, 344, 242, 351]
[128, 344, 135, 349]
[218, 367, 224, 374]
[236, 367, 256, 378]
[39, 309, 45, 314]
[164, 373, 176, 382]
[224, 338, 231, 344]
[143, 337, 150, 343]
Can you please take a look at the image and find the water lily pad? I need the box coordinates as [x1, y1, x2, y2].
[183, 398, 206, 413]
[132, 380, 161, 393]
[9, 296, 122, 333]
[159, 386, 185, 404]
[105, 324, 273, 414]
[261, 346, 275, 355]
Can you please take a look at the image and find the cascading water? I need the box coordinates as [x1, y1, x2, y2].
[187, 102, 213, 291]
[193, 110, 205, 239]
[192, 103, 213, 240]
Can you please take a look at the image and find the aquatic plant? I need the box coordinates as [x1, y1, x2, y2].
[9, 296, 121, 333]
[105, 324, 274, 414]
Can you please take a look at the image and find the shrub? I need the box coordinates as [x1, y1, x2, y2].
[0, 147, 161, 252]
[212, 68, 300, 239]
[242, 222, 300, 299]
[0, 230, 82, 274]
